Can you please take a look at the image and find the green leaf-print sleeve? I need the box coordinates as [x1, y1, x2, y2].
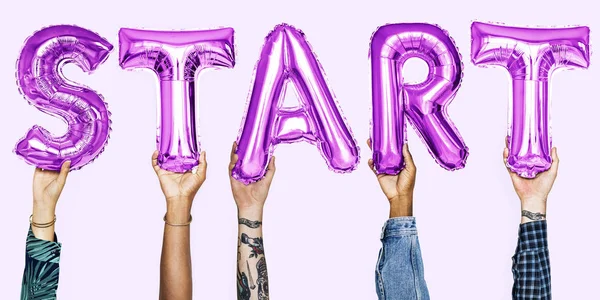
[21, 226, 61, 300]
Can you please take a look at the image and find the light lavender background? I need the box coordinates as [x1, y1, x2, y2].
[0, 0, 598, 299]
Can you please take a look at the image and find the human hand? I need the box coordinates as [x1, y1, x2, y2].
[503, 147, 558, 222]
[228, 142, 276, 214]
[152, 151, 207, 222]
[367, 139, 415, 217]
[33, 161, 71, 216]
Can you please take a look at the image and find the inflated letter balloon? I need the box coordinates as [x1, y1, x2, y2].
[370, 23, 469, 175]
[15, 25, 113, 170]
[232, 24, 359, 184]
[119, 28, 235, 172]
[471, 22, 590, 178]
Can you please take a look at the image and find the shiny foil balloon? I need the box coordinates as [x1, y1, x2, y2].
[370, 23, 469, 175]
[15, 25, 113, 171]
[471, 22, 590, 178]
[119, 28, 235, 172]
[232, 24, 359, 184]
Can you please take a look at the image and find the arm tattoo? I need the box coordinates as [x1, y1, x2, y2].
[247, 261, 256, 290]
[256, 257, 269, 300]
[240, 233, 265, 258]
[522, 210, 546, 221]
[239, 218, 262, 228]
[237, 269, 251, 300]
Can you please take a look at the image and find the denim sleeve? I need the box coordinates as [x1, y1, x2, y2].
[21, 226, 61, 300]
[512, 220, 551, 300]
[375, 217, 430, 300]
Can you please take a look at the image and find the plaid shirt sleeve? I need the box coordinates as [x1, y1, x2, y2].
[512, 220, 551, 300]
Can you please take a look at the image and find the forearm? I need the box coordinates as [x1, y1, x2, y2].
[237, 207, 269, 300]
[160, 200, 193, 300]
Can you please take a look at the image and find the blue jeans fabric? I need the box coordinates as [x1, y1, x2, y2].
[375, 217, 430, 300]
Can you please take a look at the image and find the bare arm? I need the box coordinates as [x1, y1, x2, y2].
[229, 142, 274, 300]
[21, 161, 71, 300]
[153, 151, 207, 300]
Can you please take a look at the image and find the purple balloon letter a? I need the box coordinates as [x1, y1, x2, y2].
[232, 24, 360, 184]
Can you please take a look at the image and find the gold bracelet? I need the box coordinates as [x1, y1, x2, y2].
[29, 214, 56, 228]
[163, 214, 192, 226]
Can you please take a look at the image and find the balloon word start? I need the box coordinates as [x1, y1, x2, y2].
[15, 22, 590, 183]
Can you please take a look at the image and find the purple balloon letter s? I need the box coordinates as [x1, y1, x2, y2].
[370, 23, 468, 175]
[119, 28, 235, 172]
[232, 24, 359, 184]
[471, 22, 590, 178]
[15, 25, 113, 170]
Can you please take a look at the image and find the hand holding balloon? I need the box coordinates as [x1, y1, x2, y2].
[32, 161, 71, 241]
[152, 151, 207, 222]
[503, 146, 558, 223]
[367, 139, 415, 218]
[229, 142, 276, 213]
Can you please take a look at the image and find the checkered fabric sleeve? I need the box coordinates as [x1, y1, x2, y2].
[512, 220, 551, 300]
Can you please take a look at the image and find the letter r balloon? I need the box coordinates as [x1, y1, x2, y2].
[232, 24, 360, 184]
[119, 28, 235, 172]
[471, 22, 590, 178]
[370, 23, 469, 175]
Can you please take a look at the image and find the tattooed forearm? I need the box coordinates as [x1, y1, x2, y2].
[240, 233, 265, 258]
[237, 268, 251, 300]
[256, 257, 269, 300]
[239, 218, 262, 228]
[522, 210, 546, 221]
[237, 217, 268, 299]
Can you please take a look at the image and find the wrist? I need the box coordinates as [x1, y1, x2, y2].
[32, 204, 56, 221]
[166, 199, 192, 224]
[237, 206, 264, 220]
[389, 195, 413, 218]
[520, 200, 547, 224]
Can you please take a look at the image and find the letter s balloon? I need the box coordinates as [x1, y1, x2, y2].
[15, 25, 113, 171]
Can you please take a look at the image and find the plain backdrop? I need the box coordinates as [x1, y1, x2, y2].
[0, 0, 598, 299]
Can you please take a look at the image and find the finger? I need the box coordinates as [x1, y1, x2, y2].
[230, 141, 238, 162]
[151, 150, 160, 174]
[194, 151, 208, 177]
[264, 156, 277, 182]
[402, 144, 416, 171]
[550, 147, 559, 172]
[366, 138, 372, 150]
[56, 160, 71, 187]
[505, 136, 509, 148]
[502, 148, 510, 171]
[229, 142, 239, 172]
[367, 158, 377, 175]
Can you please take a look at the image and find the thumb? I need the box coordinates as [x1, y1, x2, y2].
[57, 160, 71, 187]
